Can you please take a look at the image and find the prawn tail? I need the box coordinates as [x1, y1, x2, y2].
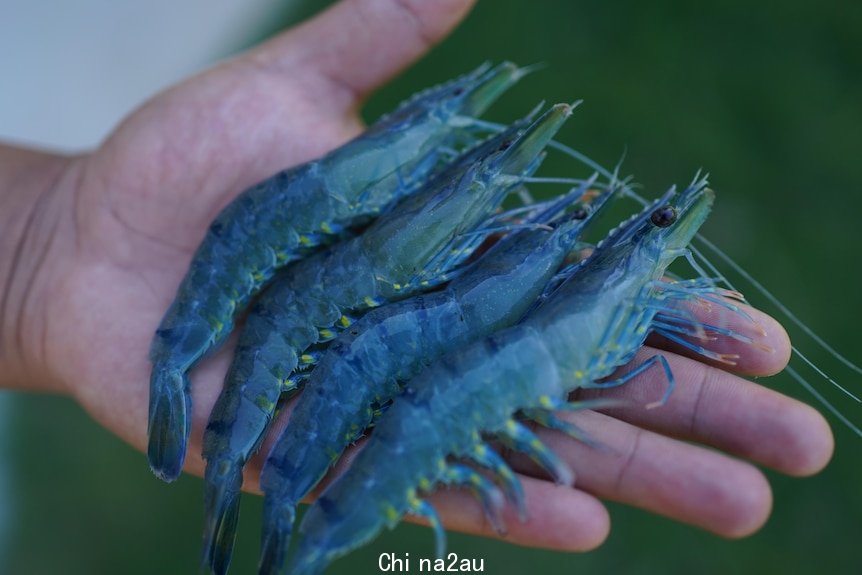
[201, 459, 244, 575]
[147, 367, 191, 482]
[288, 487, 391, 575]
[258, 498, 298, 575]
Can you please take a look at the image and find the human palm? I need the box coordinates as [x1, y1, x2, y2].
[19, 0, 833, 552]
[58, 48, 365, 459]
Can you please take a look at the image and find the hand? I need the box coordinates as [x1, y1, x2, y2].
[0, 0, 832, 555]
[268, 297, 831, 550]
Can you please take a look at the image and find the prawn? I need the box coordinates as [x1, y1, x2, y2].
[256, 174, 619, 574]
[286, 178, 726, 575]
[146, 61, 526, 482]
[474, 118, 862, 437]
[199, 104, 575, 575]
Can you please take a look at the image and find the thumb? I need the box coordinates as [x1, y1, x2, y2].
[245, 0, 478, 107]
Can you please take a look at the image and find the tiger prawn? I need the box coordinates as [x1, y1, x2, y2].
[147, 62, 524, 482]
[256, 174, 619, 574]
[286, 177, 728, 575]
[200, 104, 575, 575]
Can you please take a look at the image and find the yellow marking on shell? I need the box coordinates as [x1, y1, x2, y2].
[407, 492, 422, 507]
[300, 354, 314, 364]
[437, 459, 447, 473]
[473, 444, 487, 457]
[254, 396, 275, 412]
[252, 271, 266, 283]
[574, 370, 585, 380]
[529, 439, 545, 450]
[338, 315, 351, 328]
[299, 235, 312, 246]
[500, 466, 514, 478]
[419, 478, 432, 491]
[318, 328, 334, 339]
[469, 474, 482, 486]
[539, 395, 554, 408]
[363, 296, 378, 307]
[505, 420, 518, 433]
[384, 505, 399, 522]
[320, 222, 334, 234]
[393, 283, 402, 290]
[420, 280, 430, 287]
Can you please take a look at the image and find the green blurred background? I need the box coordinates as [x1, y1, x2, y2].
[3, 0, 861, 573]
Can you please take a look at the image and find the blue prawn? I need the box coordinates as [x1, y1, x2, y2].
[147, 62, 524, 482]
[200, 104, 576, 575]
[287, 178, 720, 575]
[257, 175, 618, 574]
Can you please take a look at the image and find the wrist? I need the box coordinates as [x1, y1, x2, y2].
[0, 144, 79, 392]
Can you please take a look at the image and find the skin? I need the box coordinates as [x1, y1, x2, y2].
[0, 0, 834, 553]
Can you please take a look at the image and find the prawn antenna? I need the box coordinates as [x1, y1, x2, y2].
[786, 365, 862, 439]
[696, 234, 862, 377]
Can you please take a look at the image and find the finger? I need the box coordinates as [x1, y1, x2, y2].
[646, 296, 791, 376]
[576, 347, 834, 476]
[509, 410, 774, 538]
[107, 0, 479, 242]
[419, 475, 609, 552]
[246, 0, 478, 107]
[245, 403, 610, 552]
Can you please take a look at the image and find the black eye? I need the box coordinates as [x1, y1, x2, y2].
[497, 139, 514, 152]
[650, 205, 677, 227]
[452, 87, 465, 96]
[572, 207, 589, 220]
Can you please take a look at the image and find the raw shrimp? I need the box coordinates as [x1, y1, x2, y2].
[200, 104, 575, 575]
[147, 62, 524, 482]
[287, 178, 720, 575]
[257, 175, 617, 574]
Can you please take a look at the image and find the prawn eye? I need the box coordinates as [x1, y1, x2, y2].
[650, 205, 677, 227]
[452, 87, 465, 96]
[497, 139, 514, 152]
[572, 207, 590, 220]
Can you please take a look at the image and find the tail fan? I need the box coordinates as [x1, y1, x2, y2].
[258, 499, 298, 575]
[147, 368, 191, 482]
[201, 459, 244, 575]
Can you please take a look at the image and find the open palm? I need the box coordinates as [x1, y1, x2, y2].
[20, 0, 833, 554]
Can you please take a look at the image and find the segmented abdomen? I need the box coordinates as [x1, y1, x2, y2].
[293, 327, 558, 568]
[202, 281, 337, 458]
[152, 164, 332, 359]
[261, 295, 467, 498]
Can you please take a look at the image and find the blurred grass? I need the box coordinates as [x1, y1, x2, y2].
[4, 0, 862, 573]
